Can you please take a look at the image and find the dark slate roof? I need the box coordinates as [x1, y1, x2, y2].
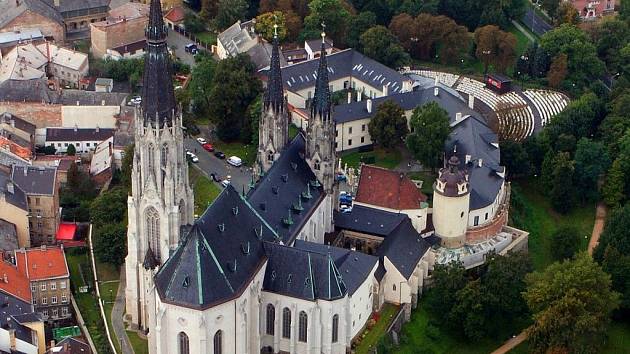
[11, 313, 40, 324]
[0, 290, 37, 344]
[0, 78, 57, 103]
[0, 112, 36, 135]
[311, 38, 332, 121]
[0, 0, 63, 28]
[0, 218, 18, 253]
[53, 337, 92, 354]
[112, 39, 146, 55]
[263, 242, 347, 300]
[45, 0, 110, 14]
[305, 38, 333, 52]
[279, 49, 409, 93]
[264, 35, 284, 112]
[247, 134, 324, 244]
[333, 86, 477, 124]
[45, 128, 115, 142]
[333, 205, 406, 237]
[446, 116, 504, 209]
[141, 0, 176, 128]
[293, 240, 377, 296]
[377, 218, 430, 279]
[11, 166, 56, 196]
[57, 90, 127, 106]
[155, 186, 278, 309]
[0, 170, 27, 211]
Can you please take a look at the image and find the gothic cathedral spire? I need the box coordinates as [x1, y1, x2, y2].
[141, 0, 177, 128]
[256, 24, 289, 175]
[125, 0, 194, 331]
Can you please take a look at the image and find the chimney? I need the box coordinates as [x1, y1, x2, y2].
[465, 154, 471, 164]
[468, 94, 474, 109]
[6, 181, 14, 194]
[347, 91, 352, 104]
[478, 158, 483, 167]
[101, 100, 105, 106]
[434, 87, 439, 96]
[23, 167, 27, 176]
[357, 90, 362, 102]
[74, 124, 78, 132]
[455, 112, 462, 121]
[9, 119, 14, 128]
[2, 273, 6, 283]
[366, 99, 372, 113]
[9, 329, 15, 350]
[54, 0, 60, 7]
[95, 125, 100, 133]
[382, 84, 388, 96]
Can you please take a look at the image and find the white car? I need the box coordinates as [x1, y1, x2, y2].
[196, 137, 207, 145]
[220, 179, 230, 188]
[190, 155, 199, 163]
[129, 97, 142, 105]
[227, 156, 242, 167]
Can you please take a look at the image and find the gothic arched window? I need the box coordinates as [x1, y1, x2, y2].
[266, 304, 275, 335]
[298, 311, 308, 342]
[314, 160, 320, 170]
[282, 307, 291, 339]
[332, 314, 339, 343]
[147, 144, 155, 171]
[161, 144, 169, 167]
[214, 330, 222, 354]
[267, 150, 274, 162]
[178, 332, 189, 354]
[146, 207, 160, 262]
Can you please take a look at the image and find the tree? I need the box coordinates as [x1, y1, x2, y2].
[620, 0, 630, 22]
[550, 226, 581, 261]
[216, 0, 248, 30]
[359, 26, 410, 68]
[66, 144, 76, 156]
[601, 246, 630, 311]
[500, 141, 531, 178]
[554, 1, 580, 25]
[524, 253, 620, 354]
[184, 13, 206, 33]
[255, 11, 288, 42]
[549, 151, 576, 213]
[406, 102, 451, 169]
[592, 18, 630, 73]
[398, 0, 440, 15]
[474, 25, 517, 73]
[573, 138, 610, 203]
[301, 0, 351, 45]
[450, 280, 485, 339]
[347, 11, 376, 49]
[189, 56, 216, 115]
[90, 187, 128, 229]
[207, 54, 262, 141]
[602, 159, 625, 207]
[594, 204, 630, 261]
[65, 163, 96, 200]
[541, 0, 560, 18]
[367, 100, 409, 149]
[547, 53, 568, 88]
[93, 222, 127, 266]
[425, 262, 467, 326]
[121, 144, 134, 191]
[200, 0, 218, 19]
[544, 92, 605, 144]
[284, 10, 303, 42]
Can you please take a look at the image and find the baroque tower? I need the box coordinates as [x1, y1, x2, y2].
[124, 0, 194, 330]
[305, 30, 338, 233]
[256, 24, 289, 175]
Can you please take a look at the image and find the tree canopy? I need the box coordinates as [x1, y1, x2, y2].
[474, 25, 517, 73]
[406, 102, 451, 169]
[367, 100, 409, 149]
[359, 26, 410, 68]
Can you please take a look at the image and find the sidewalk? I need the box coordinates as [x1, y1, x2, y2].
[111, 265, 134, 354]
[491, 331, 528, 354]
[588, 203, 607, 255]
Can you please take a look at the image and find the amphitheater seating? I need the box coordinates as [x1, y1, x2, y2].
[403, 69, 460, 87]
[523, 90, 570, 126]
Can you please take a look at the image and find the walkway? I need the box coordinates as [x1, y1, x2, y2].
[511, 20, 536, 42]
[588, 203, 607, 255]
[112, 265, 134, 354]
[491, 331, 528, 354]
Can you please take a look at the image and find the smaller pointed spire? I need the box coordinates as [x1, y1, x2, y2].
[311, 24, 332, 121]
[264, 22, 284, 112]
[147, 0, 168, 43]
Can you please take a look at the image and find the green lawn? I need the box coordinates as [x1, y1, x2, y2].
[341, 148, 402, 170]
[100, 281, 121, 354]
[507, 24, 532, 60]
[127, 330, 149, 354]
[214, 140, 257, 166]
[194, 31, 216, 46]
[511, 181, 595, 270]
[407, 171, 436, 197]
[355, 304, 400, 354]
[289, 124, 300, 140]
[96, 261, 120, 282]
[189, 166, 222, 216]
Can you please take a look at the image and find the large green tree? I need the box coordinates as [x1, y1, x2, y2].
[346, 11, 376, 49]
[524, 253, 620, 354]
[255, 11, 288, 42]
[500, 141, 531, 178]
[93, 222, 127, 266]
[90, 186, 128, 229]
[549, 151, 576, 214]
[216, 0, 248, 30]
[189, 56, 217, 115]
[367, 100, 409, 149]
[359, 26, 410, 68]
[574, 138, 610, 203]
[301, 0, 351, 45]
[425, 262, 467, 326]
[592, 18, 630, 73]
[406, 102, 451, 169]
[550, 226, 581, 261]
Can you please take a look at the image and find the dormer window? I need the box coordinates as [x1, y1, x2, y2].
[314, 160, 320, 170]
[267, 151, 274, 162]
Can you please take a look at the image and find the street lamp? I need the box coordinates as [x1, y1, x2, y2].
[482, 50, 492, 75]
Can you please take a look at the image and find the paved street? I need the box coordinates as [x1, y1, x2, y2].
[167, 30, 198, 67]
[522, 8, 553, 36]
[184, 138, 253, 194]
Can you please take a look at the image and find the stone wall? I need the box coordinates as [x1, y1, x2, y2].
[465, 211, 508, 243]
[91, 17, 148, 59]
[0, 10, 64, 42]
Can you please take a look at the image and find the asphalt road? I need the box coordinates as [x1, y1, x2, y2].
[167, 30, 198, 67]
[184, 138, 253, 194]
[522, 8, 553, 36]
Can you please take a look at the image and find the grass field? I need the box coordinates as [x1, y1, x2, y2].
[214, 140, 257, 166]
[355, 304, 399, 354]
[127, 330, 149, 354]
[100, 281, 121, 354]
[511, 180, 595, 270]
[194, 31, 216, 46]
[407, 171, 437, 197]
[289, 124, 300, 140]
[341, 148, 402, 170]
[189, 166, 222, 216]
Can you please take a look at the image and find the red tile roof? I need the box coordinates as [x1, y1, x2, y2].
[355, 165, 427, 210]
[15, 246, 69, 281]
[0, 262, 31, 303]
[164, 6, 185, 23]
[56, 223, 77, 241]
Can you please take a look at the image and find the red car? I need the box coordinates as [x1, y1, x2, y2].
[202, 143, 214, 152]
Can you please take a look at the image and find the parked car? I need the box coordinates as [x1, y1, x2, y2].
[220, 179, 230, 188]
[227, 156, 242, 167]
[202, 143, 214, 152]
[214, 151, 226, 159]
[127, 96, 141, 106]
[210, 173, 220, 182]
[185, 43, 198, 54]
[336, 172, 347, 182]
[340, 204, 353, 213]
[339, 191, 353, 206]
[196, 137, 207, 145]
[190, 155, 199, 163]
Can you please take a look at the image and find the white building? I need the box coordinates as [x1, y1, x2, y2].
[45, 127, 115, 154]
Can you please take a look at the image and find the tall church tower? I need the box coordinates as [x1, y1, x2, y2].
[256, 25, 289, 175]
[305, 30, 338, 233]
[125, 0, 194, 330]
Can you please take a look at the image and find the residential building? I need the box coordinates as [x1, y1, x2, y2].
[0, 218, 19, 253]
[11, 166, 59, 246]
[32, 156, 75, 187]
[41, 42, 89, 88]
[570, 0, 615, 19]
[0, 112, 36, 165]
[14, 246, 71, 322]
[94, 78, 113, 92]
[0, 0, 65, 42]
[45, 127, 115, 154]
[138, 0, 182, 11]
[163, 6, 184, 29]
[89, 136, 113, 186]
[47, 337, 92, 354]
[90, 2, 150, 59]
[216, 20, 284, 71]
[47, 0, 109, 40]
[0, 29, 44, 55]
[0, 170, 30, 249]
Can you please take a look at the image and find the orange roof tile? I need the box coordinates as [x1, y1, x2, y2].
[15, 246, 69, 281]
[164, 7, 185, 22]
[355, 165, 427, 210]
[0, 262, 31, 303]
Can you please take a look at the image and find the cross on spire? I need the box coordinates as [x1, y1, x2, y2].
[321, 22, 326, 43]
